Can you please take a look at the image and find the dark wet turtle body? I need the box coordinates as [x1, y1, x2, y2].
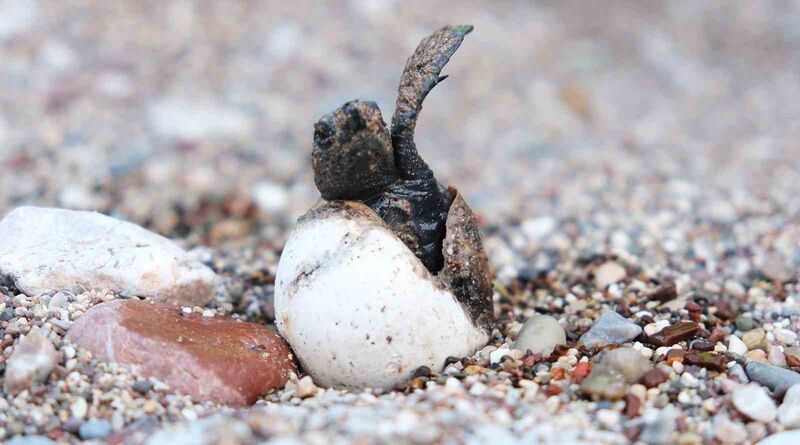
[312, 25, 473, 273]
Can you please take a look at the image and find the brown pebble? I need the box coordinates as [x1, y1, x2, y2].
[786, 354, 800, 368]
[709, 327, 728, 344]
[571, 362, 592, 384]
[685, 301, 703, 312]
[715, 298, 736, 320]
[544, 384, 563, 396]
[648, 322, 701, 346]
[649, 281, 677, 302]
[666, 349, 685, 363]
[550, 367, 566, 381]
[640, 369, 668, 388]
[684, 351, 726, 372]
[616, 301, 632, 318]
[624, 394, 641, 418]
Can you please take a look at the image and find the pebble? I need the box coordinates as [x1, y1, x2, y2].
[70, 397, 88, 419]
[775, 329, 798, 345]
[579, 310, 642, 348]
[132, 379, 154, 394]
[513, 314, 566, 355]
[747, 349, 769, 363]
[579, 369, 627, 400]
[7, 437, 57, 445]
[79, 419, 112, 440]
[596, 347, 653, 383]
[647, 281, 677, 302]
[489, 348, 512, 364]
[66, 299, 296, 406]
[727, 335, 747, 355]
[640, 369, 669, 388]
[769, 347, 787, 367]
[745, 362, 800, 390]
[648, 322, 700, 347]
[759, 430, 800, 445]
[728, 364, 749, 382]
[713, 413, 748, 444]
[47, 291, 70, 310]
[735, 315, 753, 332]
[0, 207, 218, 306]
[778, 384, 800, 428]
[644, 320, 670, 336]
[295, 376, 318, 399]
[640, 406, 676, 444]
[3, 327, 60, 395]
[594, 261, 627, 289]
[731, 383, 776, 422]
[743, 328, 767, 350]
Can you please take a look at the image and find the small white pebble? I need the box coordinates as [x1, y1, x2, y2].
[596, 409, 620, 429]
[490, 348, 511, 365]
[681, 372, 699, 388]
[728, 335, 747, 355]
[630, 384, 647, 401]
[775, 329, 797, 345]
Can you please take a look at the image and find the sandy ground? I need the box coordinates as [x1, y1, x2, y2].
[1, 0, 800, 443]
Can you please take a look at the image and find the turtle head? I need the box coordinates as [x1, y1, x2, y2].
[312, 100, 399, 201]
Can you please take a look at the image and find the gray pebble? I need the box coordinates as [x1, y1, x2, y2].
[7, 436, 57, 445]
[79, 419, 112, 440]
[745, 362, 800, 390]
[579, 310, 642, 348]
[133, 379, 154, 394]
[0, 307, 13, 321]
[640, 405, 677, 444]
[728, 364, 749, 383]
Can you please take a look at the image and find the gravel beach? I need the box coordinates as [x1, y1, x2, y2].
[1, 1, 800, 444]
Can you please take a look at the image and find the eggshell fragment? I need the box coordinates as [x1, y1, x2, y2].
[275, 199, 489, 389]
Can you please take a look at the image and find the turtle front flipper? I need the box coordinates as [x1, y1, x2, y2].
[391, 25, 473, 180]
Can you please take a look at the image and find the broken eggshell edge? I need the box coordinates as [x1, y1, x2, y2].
[275, 190, 492, 389]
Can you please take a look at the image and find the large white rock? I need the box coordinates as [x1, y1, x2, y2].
[0, 206, 217, 306]
[275, 201, 488, 389]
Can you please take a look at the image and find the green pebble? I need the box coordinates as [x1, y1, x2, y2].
[735, 315, 754, 331]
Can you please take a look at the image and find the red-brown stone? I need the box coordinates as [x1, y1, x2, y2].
[624, 394, 641, 418]
[648, 322, 701, 346]
[66, 299, 296, 406]
[570, 362, 592, 384]
[648, 281, 677, 303]
[639, 368, 668, 388]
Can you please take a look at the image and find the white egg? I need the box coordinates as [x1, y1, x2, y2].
[275, 198, 490, 389]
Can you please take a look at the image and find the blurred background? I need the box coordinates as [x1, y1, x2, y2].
[0, 0, 798, 255]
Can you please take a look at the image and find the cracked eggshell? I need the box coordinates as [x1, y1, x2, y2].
[275, 198, 489, 389]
